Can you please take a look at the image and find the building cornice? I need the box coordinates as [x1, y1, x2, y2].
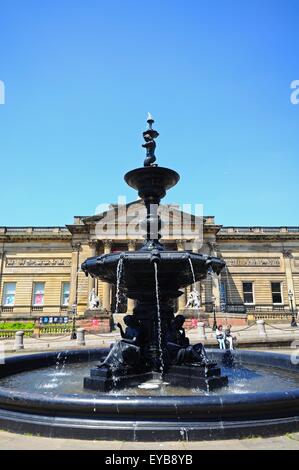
[218, 226, 299, 242]
[0, 227, 72, 243]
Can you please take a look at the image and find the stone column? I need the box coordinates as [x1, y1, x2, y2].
[282, 251, 297, 311]
[127, 240, 136, 313]
[102, 240, 112, 311]
[87, 241, 97, 307]
[177, 240, 186, 311]
[69, 243, 81, 309]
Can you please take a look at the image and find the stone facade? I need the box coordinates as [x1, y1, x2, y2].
[0, 203, 298, 325]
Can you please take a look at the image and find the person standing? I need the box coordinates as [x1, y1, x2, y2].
[215, 325, 226, 349]
[224, 324, 235, 350]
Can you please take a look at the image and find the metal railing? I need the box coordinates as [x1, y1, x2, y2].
[0, 325, 72, 339]
[0, 226, 69, 234]
[245, 304, 293, 313]
[0, 329, 34, 339]
[0, 305, 71, 315]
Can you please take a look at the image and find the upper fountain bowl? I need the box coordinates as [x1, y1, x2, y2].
[81, 251, 225, 301]
[124, 166, 180, 201]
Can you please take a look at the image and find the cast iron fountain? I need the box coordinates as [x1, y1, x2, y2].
[81, 114, 227, 392]
[0, 115, 298, 441]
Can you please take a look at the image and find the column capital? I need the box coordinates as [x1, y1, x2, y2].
[282, 250, 293, 259]
[71, 242, 81, 251]
[103, 239, 113, 249]
[207, 241, 219, 253]
[88, 240, 98, 249]
[128, 240, 136, 251]
[176, 239, 185, 251]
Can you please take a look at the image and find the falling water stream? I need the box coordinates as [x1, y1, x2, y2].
[154, 262, 164, 378]
[188, 258, 196, 284]
[115, 257, 124, 314]
[109, 256, 125, 387]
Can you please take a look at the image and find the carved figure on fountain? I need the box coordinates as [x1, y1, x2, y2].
[97, 315, 145, 372]
[166, 315, 210, 366]
[185, 289, 201, 309]
[142, 113, 159, 167]
[88, 288, 101, 310]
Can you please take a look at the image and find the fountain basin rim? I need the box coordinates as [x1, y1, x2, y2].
[81, 252, 226, 279]
[0, 349, 298, 417]
[82, 252, 225, 266]
[124, 166, 180, 192]
[0, 349, 298, 440]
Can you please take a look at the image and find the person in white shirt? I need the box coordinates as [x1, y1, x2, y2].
[224, 324, 235, 350]
[215, 325, 226, 349]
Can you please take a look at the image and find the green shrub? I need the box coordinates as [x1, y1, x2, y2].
[0, 322, 35, 330]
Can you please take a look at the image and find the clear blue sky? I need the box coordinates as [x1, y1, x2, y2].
[0, 0, 298, 227]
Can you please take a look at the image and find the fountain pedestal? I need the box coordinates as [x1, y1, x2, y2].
[84, 366, 153, 392]
[84, 361, 228, 392]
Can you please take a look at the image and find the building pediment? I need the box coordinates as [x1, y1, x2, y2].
[75, 200, 217, 227]
[67, 200, 221, 241]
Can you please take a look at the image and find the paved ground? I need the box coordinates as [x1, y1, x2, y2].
[0, 429, 299, 450]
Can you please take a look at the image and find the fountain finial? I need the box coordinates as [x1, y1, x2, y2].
[142, 113, 159, 167]
[147, 112, 154, 129]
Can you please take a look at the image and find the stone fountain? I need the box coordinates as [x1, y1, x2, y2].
[0, 116, 298, 440]
[82, 114, 227, 392]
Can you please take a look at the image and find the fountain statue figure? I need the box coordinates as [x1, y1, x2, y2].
[97, 316, 143, 370]
[88, 288, 100, 310]
[166, 315, 211, 366]
[185, 289, 201, 309]
[142, 113, 159, 167]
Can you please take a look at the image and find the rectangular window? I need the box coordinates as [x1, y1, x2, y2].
[33, 282, 45, 306]
[61, 282, 70, 306]
[271, 282, 283, 304]
[243, 282, 254, 304]
[2, 283, 16, 306]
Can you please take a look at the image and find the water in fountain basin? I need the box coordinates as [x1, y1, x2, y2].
[2, 360, 299, 397]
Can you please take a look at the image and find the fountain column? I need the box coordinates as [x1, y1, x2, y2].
[177, 239, 187, 311]
[102, 240, 112, 311]
[282, 250, 297, 311]
[127, 240, 136, 313]
[69, 242, 81, 310]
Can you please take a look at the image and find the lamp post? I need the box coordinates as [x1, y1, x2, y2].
[70, 243, 81, 340]
[211, 294, 217, 331]
[70, 303, 77, 340]
[289, 290, 297, 328]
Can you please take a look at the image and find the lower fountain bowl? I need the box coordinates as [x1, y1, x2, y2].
[0, 349, 298, 441]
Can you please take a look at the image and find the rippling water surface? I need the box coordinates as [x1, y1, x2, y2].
[0, 358, 298, 397]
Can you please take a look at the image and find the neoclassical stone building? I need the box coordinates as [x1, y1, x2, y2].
[0, 201, 298, 326]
